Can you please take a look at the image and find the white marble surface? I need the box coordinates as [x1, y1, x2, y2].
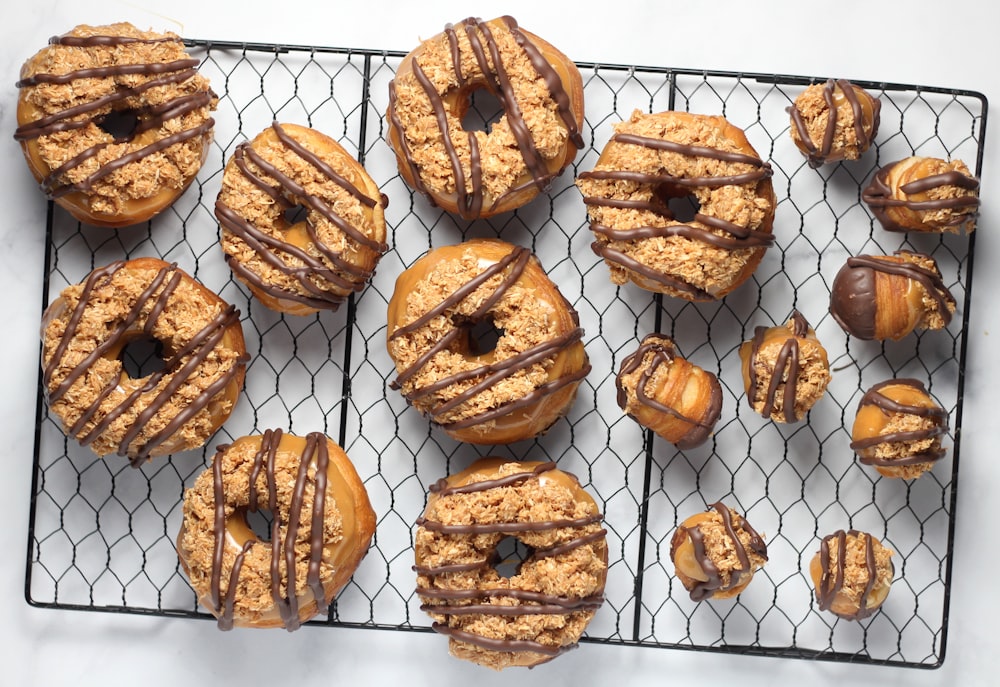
[3, 1, 999, 685]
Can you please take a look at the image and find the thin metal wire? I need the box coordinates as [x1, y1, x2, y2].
[26, 39, 987, 669]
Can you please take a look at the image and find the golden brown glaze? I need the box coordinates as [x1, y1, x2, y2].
[216, 122, 388, 316]
[15, 23, 217, 226]
[788, 79, 880, 168]
[41, 257, 247, 463]
[576, 110, 776, 301]
[415, 458, 607, 669]
[615, 334, 722, 449]
[850, 379, 948, 479]
[863, 156, 979, 234]
[177, 430, 376, 630]
[669, 503, 767, 601]
[386, 239, 590, 444]
[387, 16, 584, 218]
[809, 529, 894, 620]
[739, 311, 830, 423]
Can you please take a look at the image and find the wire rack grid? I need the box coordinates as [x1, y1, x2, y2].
[26, 38, 987, 669]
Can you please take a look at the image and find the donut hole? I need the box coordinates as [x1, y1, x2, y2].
[98, 108, 140, 142]
[244, 507, 275, 542]
[283, 204, 308, 226]
[657, 184, 702, 223]
[460, 88, 504, 134]
[492, 536, 533, 578]
[119, 335, 167, 379]
[454, 314, 504, 358]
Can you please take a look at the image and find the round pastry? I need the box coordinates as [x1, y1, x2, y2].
[177, 429, 376, 630]
[41, 257, 247, 464]
[387, 16, 584, 219]
[739, 310, 831, 423]
[863, 156, 980, 234]
[386, 239, 590, 444]
[850, 379, 948, 479]
[787, 78, 880, 168]
[829, 251, 956, 341]
[15, 22, 217, 227]
[669, 502, 768, 601]
[810, 529, 894, 620]
[414, 458, 607, 669]
[576, 109, 776, 301]
[615, 334, 723, 449]
[215, 122, 388, 316]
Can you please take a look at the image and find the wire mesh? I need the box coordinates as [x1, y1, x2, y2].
[26, 40, 987, 669]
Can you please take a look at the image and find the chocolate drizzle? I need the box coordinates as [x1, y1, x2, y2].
[208, 429, 335, 631]
[816, 530, 888, 620]
[42, 261, 246, 464]
[787, 79, 880, 168]
[615, 335, 723, 449]
[829, 252, 956, 340]
[863, 160, 980, 232]
[673, 502, 767, 602]
[578, 129, 774, 298]
[416, 461, 606, 657]
[216, 122, 387, 312]
[15, 29, 216, 203]
[389, 245, 590, 431]
[746, 310, 812, 423]
[850, 379, 948, 466]
[387, 16, 582, 218]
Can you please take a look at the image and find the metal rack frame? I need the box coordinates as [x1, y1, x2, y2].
[26, 38, 987, 669]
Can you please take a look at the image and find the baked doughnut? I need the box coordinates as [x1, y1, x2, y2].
[739, 311, 831, 423]
[810, 529, 894, 620]
[216, 122, 388, 316]
[15, 22, 217, 227]
[669, 502, 767, 601]
[386, 239, 590, 444]
[41, 258, 247, 464]
[830, 251, 956, 341]
[863, 156, 980, 234]
[850, 379, 948, 479]
[616, 334, 722, 449]
[414, 458, 607, 669]
[576, 110, 776, 301]
[177, 429, 376, 630]
[387, 16, 584, 219]
[787, 79, 880, 168]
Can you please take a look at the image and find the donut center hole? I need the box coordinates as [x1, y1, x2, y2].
[664, 192, 701, 224]
[245, 507, 274, 542]
[283, 204, 308, 226]
[455, 315, 504, 357]
[460, 89, 504, 133]
[492, 536, 533, 579]
[119, 335, 167, 379]
[98, 108, 141, 141]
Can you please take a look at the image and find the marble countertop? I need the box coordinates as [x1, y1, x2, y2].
[4, 1, 998, 685]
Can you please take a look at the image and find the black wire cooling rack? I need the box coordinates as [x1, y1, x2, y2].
[26, 38, 987, 669]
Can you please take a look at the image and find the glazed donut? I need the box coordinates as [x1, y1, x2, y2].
[41, 258, 247, 464]
[829, 251, 956, 341]
[15, 23, 217, 227]
[386, 239, 590, 444]
[576, 110, 776, 301]
[850, 378, 949, 479]
[863, 156, 980, 234]
[739, 311, 831, 423]
[615, 334, 723, 449]
[387, 16, 584, 219]
[810, 529, 894, 621]
[216, 122, 388, 316]
[177, 429, 376, 630]
[787, 79, 880, 168]
[670, 502, 768, 601]
[414, 458, 607, 669]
